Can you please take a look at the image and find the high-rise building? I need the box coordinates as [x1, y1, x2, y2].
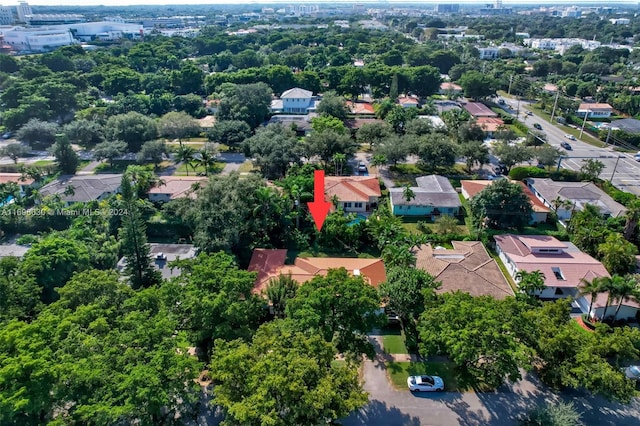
[494, 0, 503, 9]
[16, 1, 31, 23]
[0, 6, 14, 25]
[435, 4, 460, 14]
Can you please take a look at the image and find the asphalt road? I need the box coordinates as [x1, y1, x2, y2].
[503, 99, 640, 196]
[342, 336, 640, 426]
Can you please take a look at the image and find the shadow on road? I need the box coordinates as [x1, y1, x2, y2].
[341, 400, 420, 426]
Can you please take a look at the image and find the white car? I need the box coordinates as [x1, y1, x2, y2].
[564, 134, 576, 141]
[625, 365, 640, 380]
[407, 375, 444, 392]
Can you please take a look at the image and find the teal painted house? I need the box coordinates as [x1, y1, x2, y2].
[390, 175, 461, 219]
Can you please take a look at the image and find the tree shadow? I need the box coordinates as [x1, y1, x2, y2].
[340, 400, 420, 426]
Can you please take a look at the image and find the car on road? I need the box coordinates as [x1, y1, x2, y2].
[357, 161, 367, 173]
[525, 111, 533, 116]
[533, 123, 542, 130]
[624, 365, 640, 380]
[407, 375, 444, 392]
[560, 141, 572, 150]
[635, 152, 640, 162]
[564, 134, 576, 141]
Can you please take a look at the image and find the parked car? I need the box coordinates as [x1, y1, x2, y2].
[407, 375, 444, 392]
[533, 123, 542, 130]
[624, 365, 640, 380]
[564, 134, 576, 141]
[2, 132, 12, 139]
[357, 162, 367, 173]
[493, 164, 507, 175]
[560, 141, 572, 150]
[634, 152, 640, 162]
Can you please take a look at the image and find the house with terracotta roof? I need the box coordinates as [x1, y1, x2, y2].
[148, 176, 207, 203]
[0, 173, 35, 196]
[526, 178, 626, 220]
[438, 82, 463, 95]
[346, 101, 375, 115]
[462, 102, 498, 118]
[389, 175, 461, 219]
[398, 96, 420, 108]
[577, 102, 613, 118]
[495, 234, 640, 321]
[475, 117, 504, 137]
[461, 180, 550, 224]
[415, 242, 513, 299]
[324, 176, 381, 214]
[247, 248, 387, 294]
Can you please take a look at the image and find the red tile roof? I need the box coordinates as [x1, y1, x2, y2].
[476, 117, 504, 132]
[460, 180, 549, 213]
[324, 176, 381, 203]
[346, 101, 375, 115]
[247, 248, 387, 294]
[462, 102, 498, 118]
[0, 173, 34, 186]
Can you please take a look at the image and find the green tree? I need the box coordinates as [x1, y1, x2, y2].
[611, 275, 640, 321]
[195, 145, 219, 176]
[515, 270, 547, 303]
[568, 204, 609, 257]
[579, 158, 605, 181]
[316, 91, 348, 120]
[174, 145, 196, 176]
[303, 130, 355, 166]
[0, 256, 42, 323]
[265, 274, 298, 319]
[244, 123, 302, 179]
[356, 121, 392, 150]
[157, 111, 200, 145]
[105, 112, 158, 153]
[286, 268, 384, 360]
[118, 173, 161, 289]
[419, 293, 531, 389]
[435, 215, 459, 234]
[52, 134, 79, 174]
[458, 71, 496, 100]
[93, 140, 127, 167]
[16, 119, 59, 150]
[216, 82, 272, 129]
[207, 120, 252, 148]
[0, 143, 29, 164]
[470, 179, 533, 230]
[375, 135, 410, 165]
[598, 233, 638, 276]
[63, 119, 105, 148]
[209, 320, 367, 426]
[21, 234, 90, 303]
[408, 65, 442, 98]
[136, 139, 167, 169]
[311, 115, 347, 134]
[579, 276, 606, 319]
[536, 145, 564, 169]
[459, 140, 489, 171]
[416, 134, 458, 170]
[623, 199, 640, 242]
[493, 142, 533, 172]
[519, 402, 583, 426]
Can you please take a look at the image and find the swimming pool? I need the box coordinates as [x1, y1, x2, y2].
[347, 214, 367, 226]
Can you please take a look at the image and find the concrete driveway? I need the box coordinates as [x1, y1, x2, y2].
[342, 337, 640, 426]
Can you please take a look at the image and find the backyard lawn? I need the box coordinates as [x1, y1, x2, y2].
[387, 361, 460, 391]
[382, 333, 408, 354]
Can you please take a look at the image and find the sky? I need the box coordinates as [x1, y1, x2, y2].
[6, 0, 638, 7]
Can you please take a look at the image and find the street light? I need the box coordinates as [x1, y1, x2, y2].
[579, 109, 590, 139]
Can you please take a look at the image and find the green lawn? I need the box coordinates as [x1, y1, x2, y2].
[173, 162, 224, 176]
[237, 161, 255, 173]
[387, 361, 460, 391]
[382, 334, 409, 354]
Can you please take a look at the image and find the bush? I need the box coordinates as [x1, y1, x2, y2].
[548, 169, 581, 182]
[416, 221, 432, 234]
[509, 166, 548, 181]
[599, 181, 637, 206]
[519, 401, 583, 426]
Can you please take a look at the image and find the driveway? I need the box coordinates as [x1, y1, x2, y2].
[342, 336, 640, 426]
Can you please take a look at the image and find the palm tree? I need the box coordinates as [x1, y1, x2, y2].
[332, 153, 346, 176]
[612, 275, 640, 321]
[599, 275, 628, 322]
[514, 270, 547, 295]
[174, 145, 196, 176]
[265, 274, 298, 318]
[623, 199, 640, 242]
[196, 149, 217, 176]
[579, 276, 606, 320]
[403, 185, 415, 203]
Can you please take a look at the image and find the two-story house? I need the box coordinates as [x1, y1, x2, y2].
[280, 87, 316, 114]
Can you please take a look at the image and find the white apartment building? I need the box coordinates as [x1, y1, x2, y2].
[0, 6, 13, 25]
[16, 1, 31, 23]
[525, 38, 602, 55]
[2, 26, 75, 51]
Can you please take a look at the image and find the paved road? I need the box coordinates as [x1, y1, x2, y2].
[503, 98, 640, 196]
[342, 335, 640, 426]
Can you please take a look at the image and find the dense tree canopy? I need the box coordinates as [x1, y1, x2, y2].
[469, 179, 533, 231]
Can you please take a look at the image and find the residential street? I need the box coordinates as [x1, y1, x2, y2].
[342, 334, 640, 426]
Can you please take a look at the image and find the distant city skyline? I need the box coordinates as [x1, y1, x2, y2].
[3, 0, 638, 7]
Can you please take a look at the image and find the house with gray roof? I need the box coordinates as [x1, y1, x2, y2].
[0, 243, 30, 258]
[117, 243, 198, 280]
[39, 174, 122, 205]
[611, 118, 640, 134]
[389, 175, 461, 219]
[526, 178, 626, 220]
[280, 87, 317, 114]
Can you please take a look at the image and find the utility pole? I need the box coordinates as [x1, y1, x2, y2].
[507, 75, 513, 96]
[605, 126, 613, 146]
[550, 90, 560, 123]
[579, 109, 590, 139]
[609, 155, 622, 183]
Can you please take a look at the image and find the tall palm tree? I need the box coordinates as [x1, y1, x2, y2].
[612, 275, 640, 321]
[332, 153, 346, 176]
[600, 275, 628, 322]
[515, 270, 547, 295]
[579, 276, 606, 320]
[196, 149, 217, 176]
[174, 145, 196, 176]
[265, 274, 298, 318]
[623, 199, 640, 242]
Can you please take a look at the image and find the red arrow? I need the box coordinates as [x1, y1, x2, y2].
[307, 169, 332, 231]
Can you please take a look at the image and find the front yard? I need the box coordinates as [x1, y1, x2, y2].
[387, 361, 461, 392]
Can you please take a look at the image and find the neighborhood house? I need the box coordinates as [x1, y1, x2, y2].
[148, 176, 207, 203]
[390, 175, 461, 219]
[324, 176, 381, 214]
[248, 248, 387, 294]
[39, 174, 122, 205]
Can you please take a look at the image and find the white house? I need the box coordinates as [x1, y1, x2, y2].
[478, 47, 499, 60]
[577, 103, 613, 119]
[2, 26, 76, 51]
[280, 87, 315, 114]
